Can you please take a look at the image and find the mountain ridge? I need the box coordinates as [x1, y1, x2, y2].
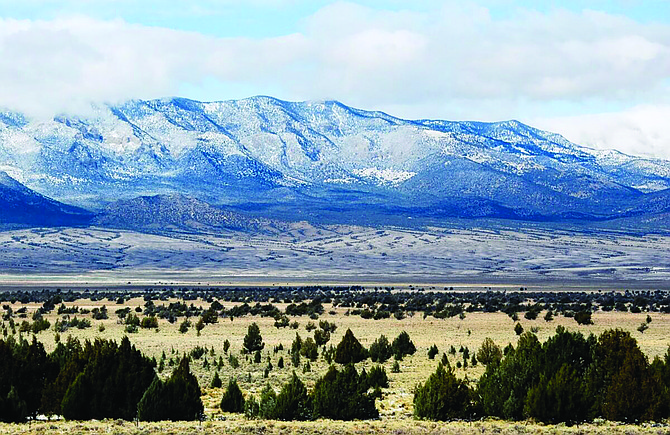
[1, 96, 670, 226]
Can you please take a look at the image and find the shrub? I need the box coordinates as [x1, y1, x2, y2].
[140, 316, 158, 329]
[274, 315, 289, 328]
[319, 320, 337, 333]
[31, 317, 50, 334]
[300, 337, 318, 361]
[369, 335, 392, 363]
[428, 344, 439, 360]
[314, 329, 330, 346]
[477, 338, 502, 366]
[574, 311, 593, 325]
[125, 313, 140, 327]
[190, 346, 206, 360]
[179, 319, 190, 333]
[246, 384, 277, 419]
[195, 318, 205, 335]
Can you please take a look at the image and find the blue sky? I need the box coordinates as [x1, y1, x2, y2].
[0, 1, 669, 157]
[3, 1, 670, 37]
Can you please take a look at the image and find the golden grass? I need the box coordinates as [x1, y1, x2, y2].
[1, 419, 668, 435]
[3, 296, 670, 432]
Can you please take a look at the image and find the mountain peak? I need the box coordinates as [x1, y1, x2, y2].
[1, 96, 669, 225]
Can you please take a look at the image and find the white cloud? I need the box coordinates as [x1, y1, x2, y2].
[0, 2, 670, 158]
[534, 105, 670, 160]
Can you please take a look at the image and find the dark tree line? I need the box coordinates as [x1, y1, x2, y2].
[414, 326, 670, 424]
[0, 335, 202, 423]
[5, 287, 670, 326]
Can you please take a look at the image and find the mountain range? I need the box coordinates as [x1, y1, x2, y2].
[1, 96, 670, 230]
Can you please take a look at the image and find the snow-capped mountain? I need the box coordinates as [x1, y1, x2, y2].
[0, 171, 92, 226]
[1, 96, 670, 224]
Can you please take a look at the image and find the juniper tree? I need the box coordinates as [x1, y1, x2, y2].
[243, 323, 264, 354]
[413, 363, 475, 421]
[220, 378, 245, 413]
[335, 329, 368, 364]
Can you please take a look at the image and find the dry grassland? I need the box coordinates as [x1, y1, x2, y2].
[1, 419, 670, 435]
[2, 296, 670, 433]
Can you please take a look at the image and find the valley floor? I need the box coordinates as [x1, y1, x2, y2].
[0, 224, 669, 287]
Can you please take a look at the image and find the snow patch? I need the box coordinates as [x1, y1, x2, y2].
[353, 168, 416, 186]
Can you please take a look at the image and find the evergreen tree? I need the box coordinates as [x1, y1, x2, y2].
[61, 337, 156, 420]
[367, 365, 389, 389]
[525, 364, 588, 424]
[413, 363, 475, 421]
[334, 329, 368, 364]
[273, 372, 311, 421]
[477, 332, 542, 420]
[391, 331, 416, 359]
[136, 377, 165, 421]
[243, 323, 264, 354]
[258, 383, 278, 419]
[585, 328, 651, 421]
[210, 371, 222, 388]
[138, 358, 203, 421]
[220, 378, 245, 413]
[0, 386, 28, 423]
[312, 364, 379, 420]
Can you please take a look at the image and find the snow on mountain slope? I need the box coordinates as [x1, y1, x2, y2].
[0, 97, 669, 223]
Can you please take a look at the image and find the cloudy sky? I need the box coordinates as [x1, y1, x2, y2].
[1, 1, 669, 158]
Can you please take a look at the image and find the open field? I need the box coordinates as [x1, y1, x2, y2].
[0, 224, 669, 286]
[3, 292, 670, 428]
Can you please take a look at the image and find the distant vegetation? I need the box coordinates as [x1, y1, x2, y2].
[2, 286, 669, 327]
